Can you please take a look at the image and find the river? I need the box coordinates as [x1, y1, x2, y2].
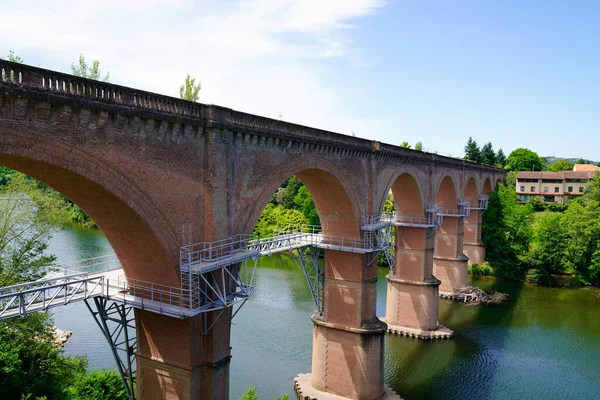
[47, 225, 600, 400]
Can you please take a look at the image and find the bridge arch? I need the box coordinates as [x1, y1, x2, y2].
[243, 156, 361, 238]
[483, 177, 493, 194]
[434, 174, 459, 208]
[0, 128, 180, 286]
[377, 166, 427, 216]
[464, 176, 478, 204]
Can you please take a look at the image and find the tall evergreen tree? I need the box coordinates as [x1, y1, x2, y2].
[481, 142, 496, 166]
[496, 148, 507, 167]
[464, 137, 482, 163]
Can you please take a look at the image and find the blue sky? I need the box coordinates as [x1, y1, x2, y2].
[1, 0, 598, 159]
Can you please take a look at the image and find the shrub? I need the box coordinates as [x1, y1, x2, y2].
[468, 262, 495, 277]
[548, 203, 567, 212]
[69, 369, 128, 400]
[528, 198, 547, 212]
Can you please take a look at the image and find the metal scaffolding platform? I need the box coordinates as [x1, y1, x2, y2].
[470, 195, 489, 211]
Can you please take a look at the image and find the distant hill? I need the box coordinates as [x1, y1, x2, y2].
[545, 156, 598, 166]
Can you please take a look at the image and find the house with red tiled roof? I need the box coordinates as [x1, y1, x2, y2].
[516, 168, 598, 203]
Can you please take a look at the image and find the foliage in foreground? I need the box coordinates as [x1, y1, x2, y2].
[0, 173, 125, 399]
[239, 386, 289, 400]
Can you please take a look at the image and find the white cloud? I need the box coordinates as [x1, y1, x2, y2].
[0, 0, 385, 136]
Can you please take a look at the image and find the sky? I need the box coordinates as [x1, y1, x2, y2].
[1, 0, 599, 160]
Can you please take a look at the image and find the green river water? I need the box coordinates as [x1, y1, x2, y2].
[47, 225, 600, 399]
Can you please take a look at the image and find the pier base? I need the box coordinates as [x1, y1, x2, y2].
[294, 374, 401, 400]
[382, 319, 454, 340]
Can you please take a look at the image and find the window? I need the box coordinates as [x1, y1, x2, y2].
[554, 187, 559, 193]
[531, 186, 535, 192]
[568, 186, 573, 193]
[520, 186, 525, 192]
[544, 186, 549, 193]
[579, 187, 584, 193]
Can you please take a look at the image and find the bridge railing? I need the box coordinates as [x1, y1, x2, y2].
[0, 275, 105, 319]
[180, 234, 256, 266]
[115, 276, 196, 315]
[0, 59, 203, 118]
[48, 254, 121, 276]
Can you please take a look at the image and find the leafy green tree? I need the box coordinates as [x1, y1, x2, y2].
[525, 213, 568, 283]
[482, 183, 534, 279]
[414, 141, 423, 151]
[239, 386, 288, 400]
[549, 159, 574, 172]
[69, 369, 128, 400]
[71, 54, 110, 82]
[401, 141, 411, 149]
[464, 137, 482, 163]
[280, 176, 303, 210]
[505, 148, 543, 172]
[495, 148, 506, 167]
[253, 204, 308, 237]
[179, 74, 201, 102]
[0, 175, 88, 399]
[576, 158, 588, 165]
[383, 193, 395, 213]
[584, 172, 600, 202]
[294, 186, 319, 226]
[481, 142, 496, 166]
[240, 387, 258, 400]
[561, 200, 600, 285]
[0, 313, 87, 398]
[0, 174, 70, 286]
[5, 50, 24, 63]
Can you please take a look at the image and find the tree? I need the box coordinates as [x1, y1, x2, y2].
[71, 54, 110, 82]
[464, 137, 482, 163]
[496, 148, 507, 167]
[401, 141, 411, 149]
[0, 174, 87, 399]
[279, 176, 303, 209]
[549, 159, 574, 172]
[576, 158, 588, 165]
[5, 50, 23, 63]
[69, 369, 128, 400]
[482, 182, 534, 280]
[505, 148, 543, 172]
[179, 74, 201, 102]
[481, 142, 496, 166]
[0, 174, 70, 286]
[525, 213, 568, 283]
[294, 186, 320, 226]
[414, 141, 423, 151]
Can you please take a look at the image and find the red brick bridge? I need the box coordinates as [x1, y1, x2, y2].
[0, 60, 503, 400]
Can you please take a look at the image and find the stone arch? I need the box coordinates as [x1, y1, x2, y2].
[483, 177, 493, 194]
[464, 177, 478, 204]
[377, 166, 427, 216]
[435, 175, 458, 208]
[390, 173, 425, 216]
[0, 128, 180, 286]
[242, 157, 361, 238]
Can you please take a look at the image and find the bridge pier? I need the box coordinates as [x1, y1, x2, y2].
[463, 209, 485, 266]
[433, 215, 468, 295]
[136, 310, 231, 400]
[384, 226, 452, 339]
[294, 251, 399, 400]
